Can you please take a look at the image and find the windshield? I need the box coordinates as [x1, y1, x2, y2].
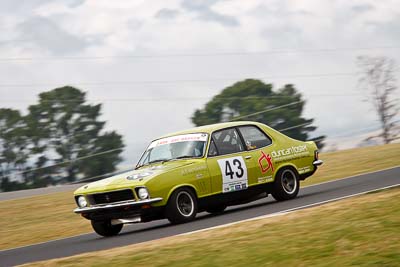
[136, 133, 208, 168]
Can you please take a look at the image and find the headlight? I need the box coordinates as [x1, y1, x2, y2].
[77, 196, 88, 208]
[137, 187, 149, 200]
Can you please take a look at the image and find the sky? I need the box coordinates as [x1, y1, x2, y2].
[0, 0, 399, 168]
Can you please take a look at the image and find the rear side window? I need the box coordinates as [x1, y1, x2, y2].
[209, 128, 244, 156]
[238, 126, 272, 150]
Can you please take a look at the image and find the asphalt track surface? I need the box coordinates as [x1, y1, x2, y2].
[1, 167, 399, 266]
[0, 184, 84, 201]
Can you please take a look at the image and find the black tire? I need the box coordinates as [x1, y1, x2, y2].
[206, 205, 227, 214]
[91, 220, 123, 237]
[271, 168, 299, 201]
[166, 188, 198, 224]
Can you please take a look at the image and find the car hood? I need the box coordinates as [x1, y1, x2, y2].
[74, 160, 195, 194]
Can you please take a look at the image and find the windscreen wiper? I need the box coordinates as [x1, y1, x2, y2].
[174, 155, 196, 160]
[136, 158, 171, 169]
[141, 156, 194, 168]
[148, 158, 171, 165]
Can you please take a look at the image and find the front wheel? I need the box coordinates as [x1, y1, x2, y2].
[166, 188, 198, 224]
[91, 220, 123, 237]
[271, 168, 299, 201]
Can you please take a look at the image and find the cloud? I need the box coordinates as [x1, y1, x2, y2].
[65, 0, 85, 8]
[365, 15, 400, 44]
[261, 24, 305, 48]
[16, 16, 90, 55]
[0, 0, 51, 14]
[351, 4, 374, 14]
[1, 0, 400, 161]
[181, 0, 239, 27]
[155, 8, 180, 20]
[247, 2, 311, 48]
[0, 0, 84, 15]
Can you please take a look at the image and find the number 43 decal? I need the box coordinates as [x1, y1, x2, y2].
[225, 159, 244, 179]
[217, 156, 248, 183]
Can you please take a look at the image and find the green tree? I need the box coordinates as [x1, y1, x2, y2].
[0, 109, 30, 181]
[78, 131, 124, 178]
[26, 86, 124, 182]
[192, 79, 325, 147]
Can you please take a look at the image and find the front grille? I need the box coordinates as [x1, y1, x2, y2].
[88, 189, 135, 205]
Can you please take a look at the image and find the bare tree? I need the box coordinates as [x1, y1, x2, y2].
[357, 56, 399, 144]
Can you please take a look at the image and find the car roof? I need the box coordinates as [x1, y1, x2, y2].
[157, 121, 264, 139]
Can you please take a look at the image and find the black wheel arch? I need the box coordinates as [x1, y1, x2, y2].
[167, 185, 198, 204]
[273, 164, 299, 181]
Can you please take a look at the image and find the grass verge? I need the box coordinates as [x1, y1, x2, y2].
[0, 191, 92, 250]
[0, 143, 399, 250]
[24, 186, 400, 266]
[301, 142, 400, 186]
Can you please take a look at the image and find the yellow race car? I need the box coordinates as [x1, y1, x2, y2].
[74, 121, 323, 236]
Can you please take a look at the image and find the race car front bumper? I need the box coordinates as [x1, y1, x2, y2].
[313, 160, 323, 166]
[73, 197, 163, 214]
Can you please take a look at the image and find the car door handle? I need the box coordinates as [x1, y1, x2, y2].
[245, 156, 252, 159]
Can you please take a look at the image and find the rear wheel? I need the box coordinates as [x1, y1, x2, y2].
[206, 205, 227, 214]
[271, 168, 299, 201]
[91, 220, 123, 237]
[166, 188, 198, 224]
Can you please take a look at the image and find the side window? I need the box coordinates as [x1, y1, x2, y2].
[238, 126, 272, 150]
[211, 128, 244, 156]
[208, 140, 218, 156]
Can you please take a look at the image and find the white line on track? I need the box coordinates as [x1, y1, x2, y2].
[301, 165, 400, 189]
[178, 183, 400, 236]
